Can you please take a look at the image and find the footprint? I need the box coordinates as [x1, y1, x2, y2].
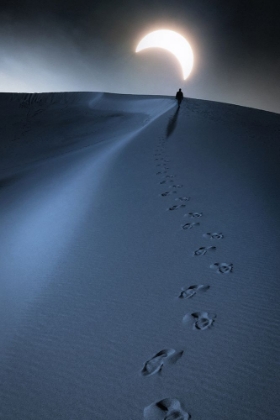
[160, 180, 167, 184]
[210, 262, 233, 274]
[161, 191, 177, 197]
[156, 172, 162, 175]
[183, 312, 216, 330]
[179, 285, 210, 299]
[141, 349, 183, 377]
[182, 222, 200, 230]
[175, 197, 190, 202]
[187, 212, 203, 218]
[144, 398, 190, 420]
[194, 246, 216, 256]
[168, 205, 186, 211]
[203, 232, 224, 240]
[170, 184, 183, 189]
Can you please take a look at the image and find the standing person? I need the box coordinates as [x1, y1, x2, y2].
[176, 88, 183, 107]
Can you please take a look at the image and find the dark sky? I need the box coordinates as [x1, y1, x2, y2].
[0, 0, 279, 113]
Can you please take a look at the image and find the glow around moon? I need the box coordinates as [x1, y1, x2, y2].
[136, 29, 194, 80]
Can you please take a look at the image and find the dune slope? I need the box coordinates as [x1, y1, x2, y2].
[0, 92, 280, 420]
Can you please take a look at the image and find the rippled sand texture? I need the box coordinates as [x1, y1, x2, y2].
[0, 92, 280, 419]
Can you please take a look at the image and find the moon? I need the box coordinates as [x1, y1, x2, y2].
[136, 29, 194, 80]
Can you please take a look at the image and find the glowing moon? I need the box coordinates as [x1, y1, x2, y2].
[136, 29, 194, 80]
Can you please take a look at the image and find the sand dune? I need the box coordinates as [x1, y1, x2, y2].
[0, 92, 280, 419]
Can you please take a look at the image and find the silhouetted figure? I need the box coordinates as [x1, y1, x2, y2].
[176, 88, 183, 107]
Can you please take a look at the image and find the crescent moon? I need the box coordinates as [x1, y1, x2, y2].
[136, 29, 194, 80]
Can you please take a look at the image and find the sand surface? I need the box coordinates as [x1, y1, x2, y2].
[0, 92, 280, 419]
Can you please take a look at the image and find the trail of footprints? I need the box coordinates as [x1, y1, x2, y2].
[140, 130, 234, 419]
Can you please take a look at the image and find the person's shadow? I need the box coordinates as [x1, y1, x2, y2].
[166, 106, 180, 138]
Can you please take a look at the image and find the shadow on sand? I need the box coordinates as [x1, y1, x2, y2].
[166, 106, 180, 138]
